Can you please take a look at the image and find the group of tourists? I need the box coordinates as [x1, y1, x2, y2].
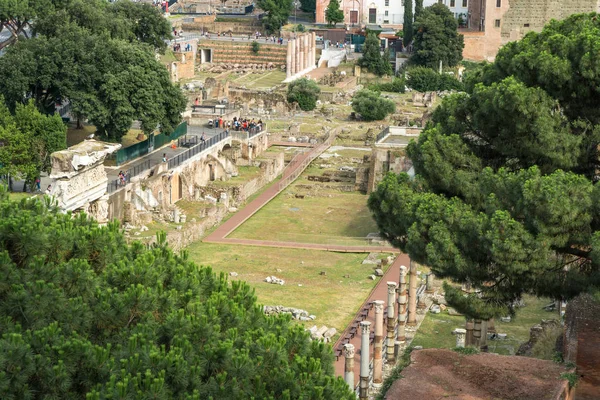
[118, 171, 128, 186]
[232, 117, 263, 132]
[173, 43, 192, 52]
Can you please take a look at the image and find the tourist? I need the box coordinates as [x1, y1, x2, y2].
[218, 117, 223, 129]
[201, 132, 207, 142]
[162, 153, 167, 163]
[194, 97, 200, 106]
[45, 185, 52, 195]
[35, 177, 41, 192]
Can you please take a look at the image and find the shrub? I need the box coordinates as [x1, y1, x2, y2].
[296, 23, 306, 32]
[406, 66, 463, 92]
[369, 77, 406, 93]
[352, 89, 396, 121]
[251, 41, 260, 54]
[287, 78, 321, 111]
[453, 346, 480, 355]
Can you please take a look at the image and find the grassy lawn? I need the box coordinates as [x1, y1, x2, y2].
[229, 185, 379, 245]
[186, 242, 392, 336]
[210, 166, 263, 187]
[242, 71, 286, 89]
[411, 295, 558, 356]
[7, 192, 34, 201]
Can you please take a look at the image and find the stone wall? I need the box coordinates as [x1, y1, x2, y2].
[366, 148, 412, 193]
[182, 19, 264, 35]
[167, 51, 196, 82]
[197, 41, 287, 67]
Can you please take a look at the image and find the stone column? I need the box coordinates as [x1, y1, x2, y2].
[286, 39, 293, 79]
[397, 265, 408, 342]
[407, 260, 418, 326]
[386, 282, 396, 363]
[473, 319, 482, 348]
[465, 319, 474, 346]
[295, 37, 300, 75]
[290, 39, 296, 76]
[455, 328, 466, 348]
[311, 32, 316, 67]
[373, 300, 384, 386]
[359, 321, 371, 400]
[425, 273, 434, 293]
[304, 34, 309, 70]
[344, 343, 355, 390]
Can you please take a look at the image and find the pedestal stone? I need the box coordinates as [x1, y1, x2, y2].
[455, 328, 467, 348]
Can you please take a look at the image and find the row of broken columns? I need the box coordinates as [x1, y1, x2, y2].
[343, 262, 495, 398]
[343, 261, 431, 399]
[285, 32, 317, 79]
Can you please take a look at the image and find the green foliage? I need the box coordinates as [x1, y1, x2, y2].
[0, 26, 185, 142]
[369, 77, 406, 93]
[561, 372, 579, 388]
[412, 3, 464, 68]
[376, 347, 413, 400]
[325, 0, 344, 27]
[296, 23, 306, 32]
[351, 89, 396, 121]
[0, 99, 66, 183]
[415, 0, 424, 20]
[287, 78, 321, 111]
[406, 66, 463, 91]
[403, 0, 413, 47]
[0, 194, 356, 399]
[453, 346, 480, 355]
[358, 33, 393, 76]
[258, 0, 293, 33]
[368, 14, 600, 319]
[531, 325, 563, 360]
[299, 0, 316, 13]
[251, 41, 260, 54]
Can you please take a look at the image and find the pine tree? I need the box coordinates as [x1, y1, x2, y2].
[403, 0, 413, 47]
[415, 0, 424, 20]
[0, 190, 356, 399]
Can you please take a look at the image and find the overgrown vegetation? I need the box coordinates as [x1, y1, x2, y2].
[352, 89, 396, 121]
[287, 78, 321, 111]
[453, 346, 480, 355]
[257, 0, 293, 33]
[560, 372, 579, 388]
[325, 0, 344, 27]
[0, 190, 355, 399]
[406, 67, 463, 92]
[369, 77, 406, 93]
[251, 40, 261, 54]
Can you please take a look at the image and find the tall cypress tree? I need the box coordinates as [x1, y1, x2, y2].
[403, 0, 413, 47]
[415, 0, 423, 20]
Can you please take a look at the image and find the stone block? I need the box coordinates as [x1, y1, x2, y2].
[324, 327, 337, 338]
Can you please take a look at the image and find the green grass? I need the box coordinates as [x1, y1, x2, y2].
[186, 242, 392, 336]
[229, 184, 379, 245]
[242, 71, 286, 89]
[210, 166, 263, 187]
[7, 192, 34, 201]
[411, 295, 558, 356]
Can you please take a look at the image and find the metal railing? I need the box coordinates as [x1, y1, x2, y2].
[376, 126, 390, 143]
[107, 159, 152, 194]
[168, 130, 230, 170]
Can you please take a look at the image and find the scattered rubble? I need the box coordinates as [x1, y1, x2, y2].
[264, 305, 314, 321]
[264, 275, 285, 285]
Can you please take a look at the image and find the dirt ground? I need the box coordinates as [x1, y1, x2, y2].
[385, 349, 569, 400]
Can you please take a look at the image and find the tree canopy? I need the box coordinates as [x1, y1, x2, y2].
[412, 3, 464, 68]
[257, 0, 293, 33]
[0, 98, 66, 186]
[368, 13, 600, 319]
[325, 0, 344, 27]
[352, 89, 395, 121]
[299, 0, 316, 13]
[358, 33, 393, 77]
[0, 191, 355, 399]
[287, 78, 321, 111]
[0, 1, 184, 142]
[406, 66, 463, 92]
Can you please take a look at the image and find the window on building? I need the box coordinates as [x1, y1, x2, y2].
[462, 0, 467, 7]
[524, 23, 530, 27]
[494, 19, 500, 27]
[385, 10, 389, 16]
[385, 0, 389, 6]
[496, 0, 501, 6]
[450, 0, 455, 6]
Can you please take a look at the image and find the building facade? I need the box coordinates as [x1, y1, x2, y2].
[463, 0, 600, 61]
[315, 0, 439, 26]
